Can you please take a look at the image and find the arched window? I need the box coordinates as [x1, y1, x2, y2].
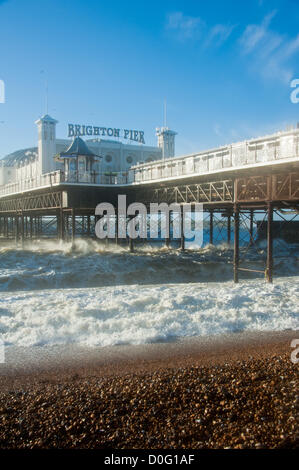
[105, 154, 112, 163]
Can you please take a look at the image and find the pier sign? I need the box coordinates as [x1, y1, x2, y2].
[68, 123, 145, 144]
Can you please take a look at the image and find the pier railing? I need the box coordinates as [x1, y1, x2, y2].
[0, 170, 62, 196]
[0, 170, 133, 197]
[0, 128, 298, 197]
[60, 171, 131, 185]
[132, 128, 299, 183]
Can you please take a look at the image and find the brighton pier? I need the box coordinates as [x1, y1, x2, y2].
[68, 124, 146, 143]
[0, 115, 298, 283]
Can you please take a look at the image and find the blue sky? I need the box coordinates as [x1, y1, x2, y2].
[0, 0, 298, 157]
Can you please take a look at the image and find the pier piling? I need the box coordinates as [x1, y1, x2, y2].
[71, 209, 75, 248]
[21, 213, 24, 248]
[180, 206, 185, 251]
[249, 209, 254, 246]
[15, 215, 19, 246]
[227, 214, 231, 245]
[209, 209, 214, 245]
[266, 203, 273, 283]
[115, 212, 119, 245]
[87, 215, 91, 238]
[233, 204, 239, 283]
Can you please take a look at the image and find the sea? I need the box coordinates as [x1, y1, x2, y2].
[0, 229, 298, 351]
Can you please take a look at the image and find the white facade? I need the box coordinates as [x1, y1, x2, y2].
[0, 115, 176, 187]
[0, 164, 15, 186]
[35, 115, 58, 174]
[156, 127, 177, 159]
[1, 115, 298, 196]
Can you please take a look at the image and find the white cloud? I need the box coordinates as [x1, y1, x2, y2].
[166, 12, 204, 41]
[284, 34, 299, 58]
[166, 12, 234, 47]
[213, 123, 222, 137]
[258, 33, 283, 58]
[166, 9, 298, 84]
[240, 10, 277, 53]
[205, 24, 236, 47]
[239, 11, 299, 83]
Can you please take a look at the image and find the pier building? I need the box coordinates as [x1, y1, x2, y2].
[0, 115, 298, 283]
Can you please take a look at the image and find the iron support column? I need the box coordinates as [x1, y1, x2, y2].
[15, 215, 19, 246]
[21, 212, 24, 248]
[128, 215, 134, 253]
[227, 214, 231, 245]
[209, 209, 214, 245]
[233, 204, 239, 283]
[249, 210, 254, 246]
[266, 203, 273, 283]
[71, 209, 75, 248]
[87, 215, 91, 238]
[165, 211, 171, 248]
[180, 206, 185, 251]
[115, 212, 119, 245]
[30, 216, 33, 240]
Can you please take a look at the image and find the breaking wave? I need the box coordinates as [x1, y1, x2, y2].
[0, 238, 298, 292]
[0, 279, 298, 347]
[0, 238, 298, 348]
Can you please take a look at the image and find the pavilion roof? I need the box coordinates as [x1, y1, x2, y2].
[58, 136, 99, 159]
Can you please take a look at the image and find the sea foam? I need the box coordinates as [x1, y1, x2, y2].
[0, 278, 298, 347]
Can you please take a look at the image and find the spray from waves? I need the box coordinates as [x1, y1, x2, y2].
[0, 278, 298, 348]
[0, 237, 298, 292]
[0, 240, 233, 292]
[0, 238, 124, 256]
[0, 238, 298, 348]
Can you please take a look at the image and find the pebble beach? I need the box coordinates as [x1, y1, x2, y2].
[0, 331, 298, 449]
